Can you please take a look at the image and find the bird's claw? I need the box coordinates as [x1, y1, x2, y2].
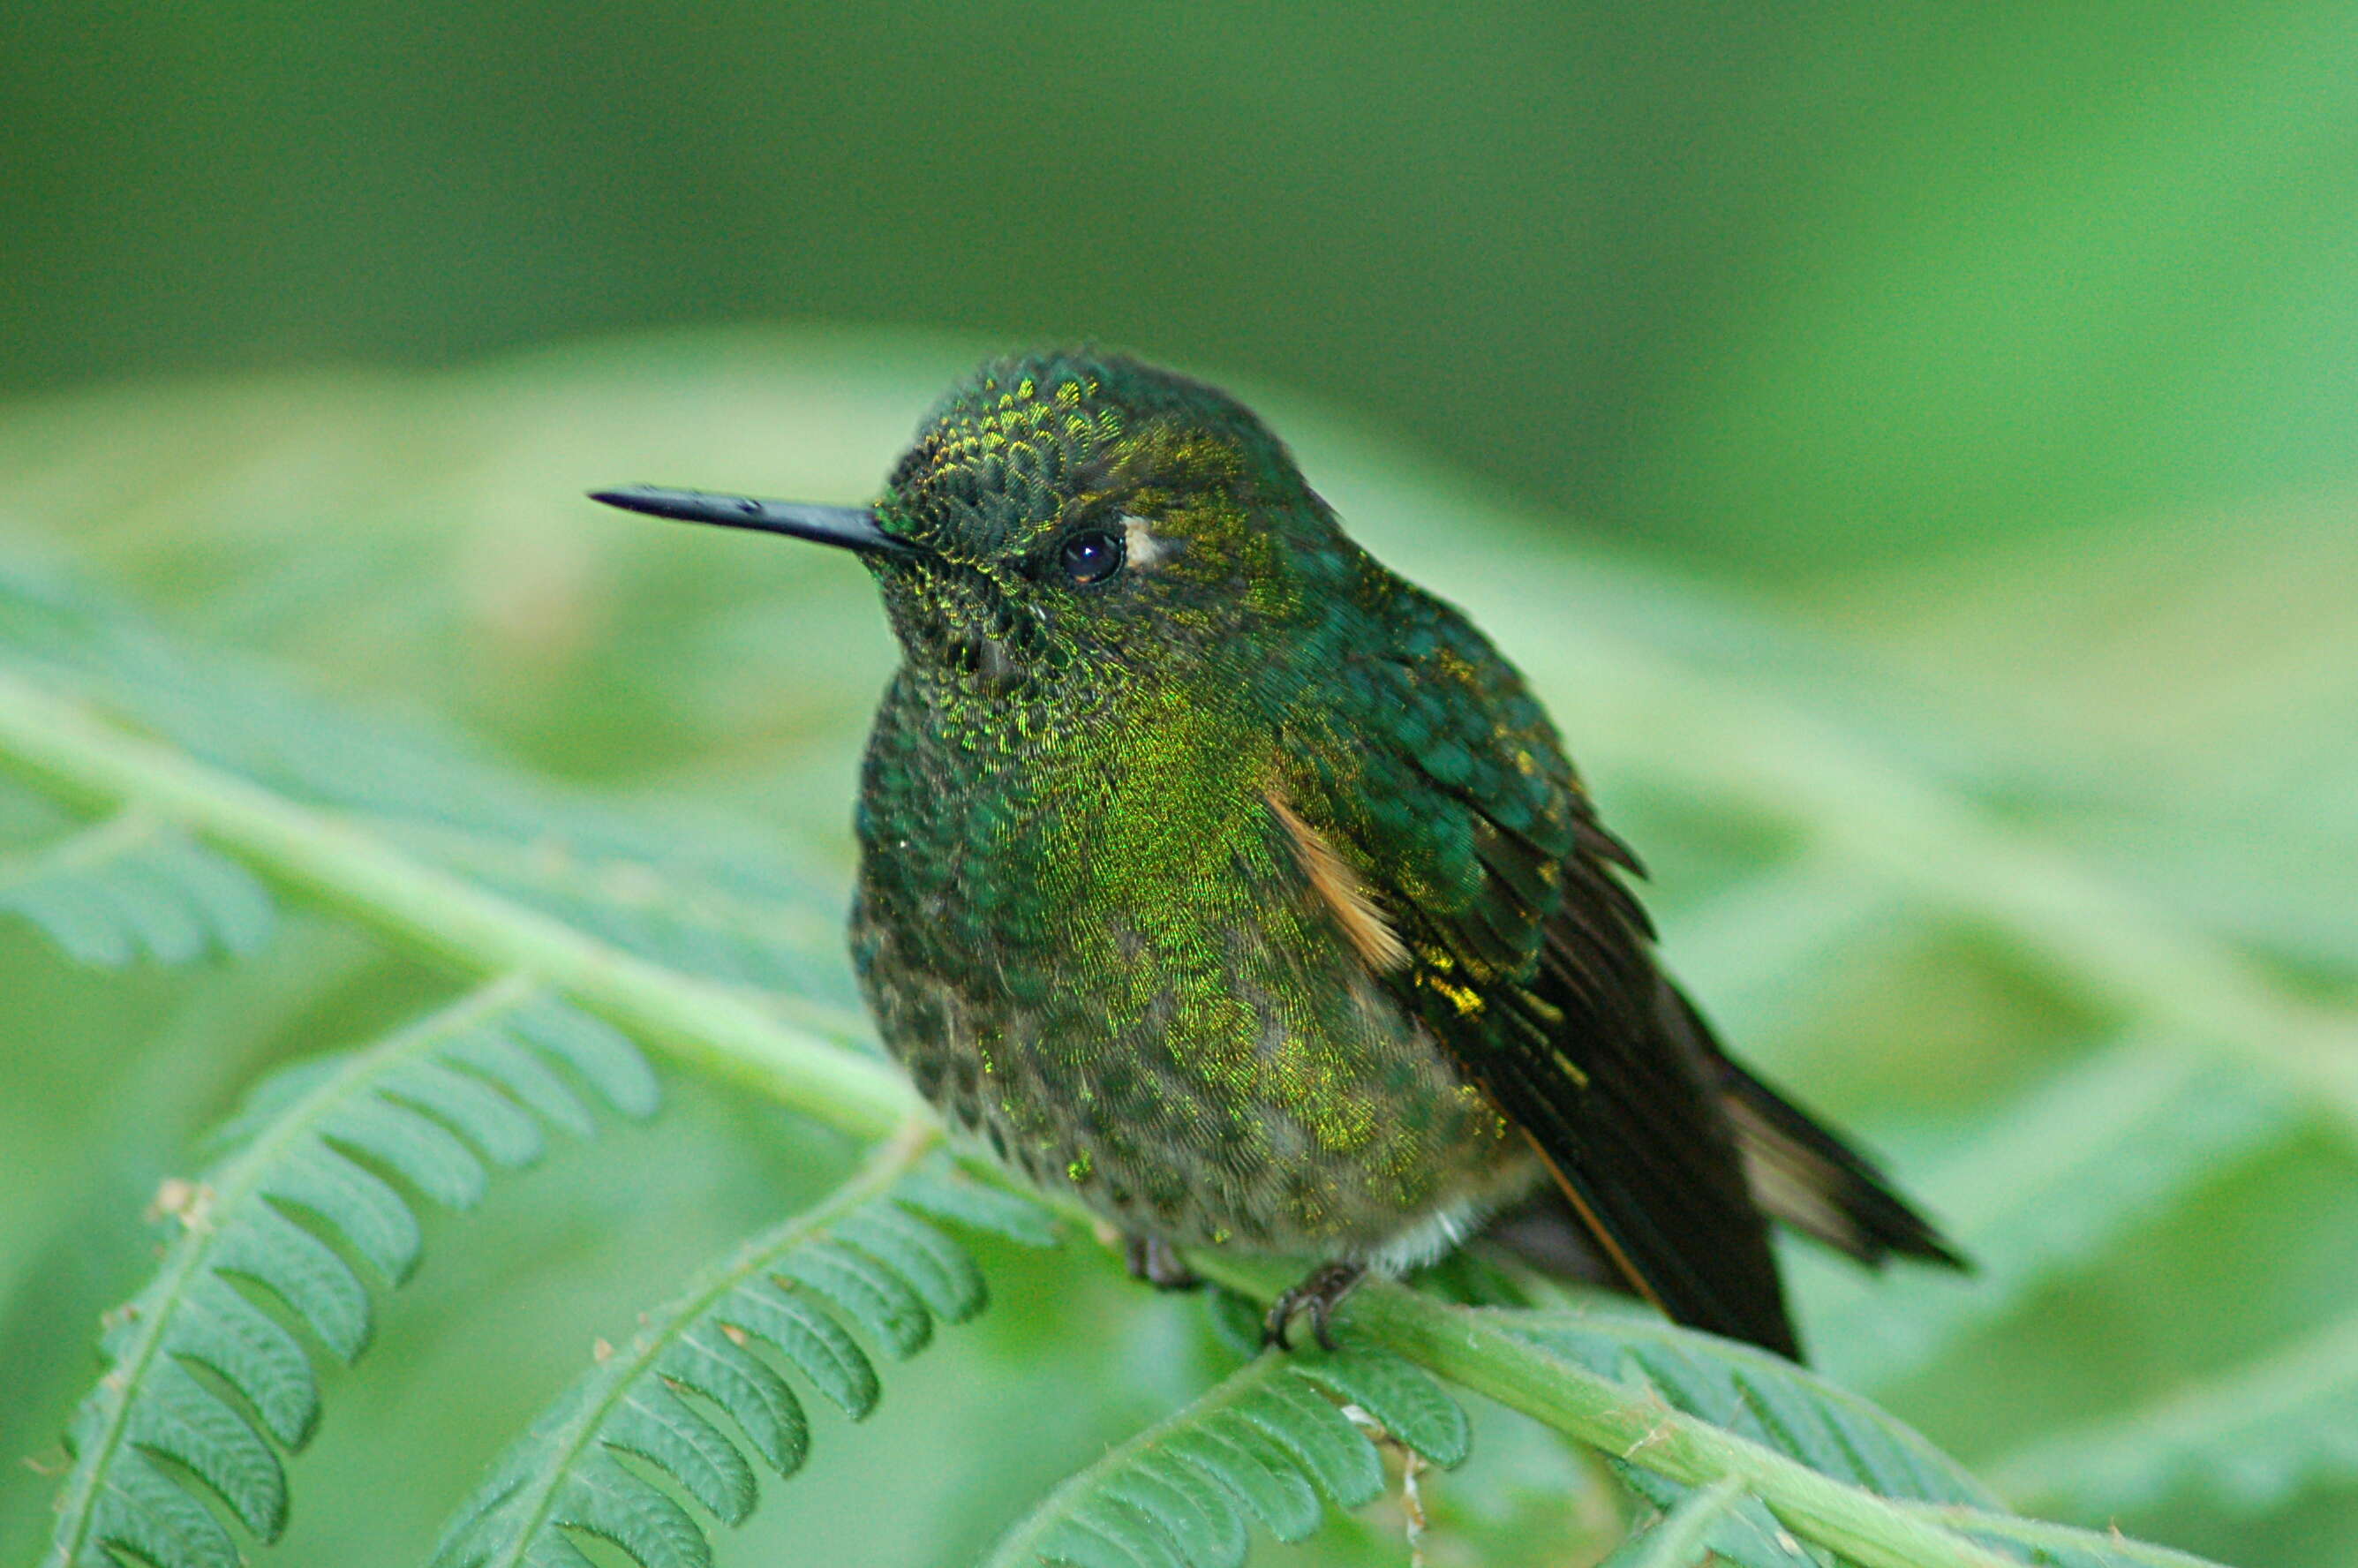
[1125, 1234, 1206, 1292]
[1262, 1261, 1367, 1352]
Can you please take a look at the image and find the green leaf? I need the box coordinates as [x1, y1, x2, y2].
[0, 810, 273, 966]
[1098, 1456, 1249, 1568]
[1231, 1375, 1386, 1508]
[0, 557, 861, 1017]
[123, 1356, 287, 1536]
[1042, 1502, 1190, 1568]
[1199, 1414, 1337, 1542]
[0, 635, 914, 1142]
[602, 1379, 758, 1524]
[982, 1348, 1458, 1568]
[1597, 1476, 1751, 1568]
[1614, 1467, 1814, 1568]
[1350, 1285, 2106, 1568]
[831, 1201, 988, 1322]
[430, 1156, 979, 1568]
[46, 979, 652, 1568]
[509, 994, 661, 1120]
[711, 1278, 878, 1419]
[1290, 1345, 1471, 1467]
[1159, 1423, 1321, 1544]
[207, 1199, 372, 1362]
[894, 1163, 1062, 1248]
[659, 1323, 808, 1476]
[1515, 1310, 1995, 1508]
[773, 1237, 934, 1358]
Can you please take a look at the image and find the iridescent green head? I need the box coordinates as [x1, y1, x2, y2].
[593, 351, 1359, 697]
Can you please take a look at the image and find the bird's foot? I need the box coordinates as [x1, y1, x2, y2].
[1124, 1234, 1206, 1292]
[1262, 1261, 1367, 1352]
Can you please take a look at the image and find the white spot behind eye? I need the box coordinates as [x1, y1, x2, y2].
[1120, 515, 1168, 569]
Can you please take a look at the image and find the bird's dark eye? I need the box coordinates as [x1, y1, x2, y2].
[1058, 529, 1125, 585]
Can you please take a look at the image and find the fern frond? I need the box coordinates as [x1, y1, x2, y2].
[1513, 1305, 2021, 1566]
[0, 662, 914, 1136]
[0, 560, 863, 1013]
[379, 813, 860, 1016]
[1607, 1475, 1812, 1568]
[1595, 1476, 1749, 1568]
[432, 1145, 1046, 1568]
[1982, 1304, 2358, 1520]
[893, 1162, 1065, 1249]
[979, 1344, 1469, 1568]
[1513, 1308, 1994, 1509]
[46, 977, 656, 1568]
[1800, 1032, 2294, 1391]
[1335, 1280, 2234, 1568]
[0, 807, 273, 966]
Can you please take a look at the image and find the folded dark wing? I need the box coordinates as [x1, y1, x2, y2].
[1290, 580, 1798, 1353]
[1486, 831, 1799, 1355]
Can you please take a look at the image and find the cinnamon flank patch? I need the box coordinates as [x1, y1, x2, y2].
[1267, 791, 1410, 973]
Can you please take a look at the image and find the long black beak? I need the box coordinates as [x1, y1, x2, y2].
[588, 484, 912, 555]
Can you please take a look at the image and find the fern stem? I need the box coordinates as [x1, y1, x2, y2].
[976, 1353, 1297, 1568]
[1332, 1286, 2020, 1568]
[458, 1119, 938, 1568]
[0, 667, 915, 1138]
[47, 975, 540, 1568]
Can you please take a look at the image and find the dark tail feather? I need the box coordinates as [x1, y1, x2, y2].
[1480, 1058, 1967, 1300]
[1715, 1059, 1968, 1270]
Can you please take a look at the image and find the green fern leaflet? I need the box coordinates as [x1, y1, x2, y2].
[47, 980, 656, 1568]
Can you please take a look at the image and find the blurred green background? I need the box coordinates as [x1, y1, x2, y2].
[4, 4, 2357, 1565]
[11, 1, 2358, 572]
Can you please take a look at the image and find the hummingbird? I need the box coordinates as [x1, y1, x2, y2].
[592, 350, 1962, 1358]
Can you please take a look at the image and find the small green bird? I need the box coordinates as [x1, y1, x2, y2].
[593, 350, 1962, 1358]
